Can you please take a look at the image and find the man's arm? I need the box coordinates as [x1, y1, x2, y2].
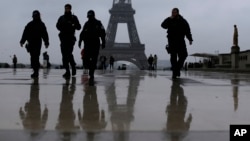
[78, 30, 84, 48]
[184, 19, 193, 45]
[41, 23, 49, 48]
[161, 18, 169, 29]
[99, 21, 106, 49]
[56, 16, 62, 31]
[73, 16, 81, 30]
[20, 25, 28, 47]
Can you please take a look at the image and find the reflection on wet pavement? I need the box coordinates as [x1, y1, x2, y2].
[165, 79, 192, 141]
[0, 69, 250, 141]
[19, 78, 48, 138]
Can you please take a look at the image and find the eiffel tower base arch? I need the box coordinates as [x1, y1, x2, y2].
[99, 46, 148, 70]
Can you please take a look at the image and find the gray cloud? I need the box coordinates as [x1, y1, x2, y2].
[1, 0, 250, 65]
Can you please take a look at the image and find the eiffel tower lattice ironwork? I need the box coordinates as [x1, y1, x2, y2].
[99, 0, 148, 70]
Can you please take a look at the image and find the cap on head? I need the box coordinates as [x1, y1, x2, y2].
[87, 10, 95, 18]
[65, 4, 72, 9]
[32, 10, 40, 19]
[171, 8, 179, 18]
[172, 8, 179, 13]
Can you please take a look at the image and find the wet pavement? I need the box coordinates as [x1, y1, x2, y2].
[0, 68, 250, 141]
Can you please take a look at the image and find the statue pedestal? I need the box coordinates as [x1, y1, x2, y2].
[231, 46, 240, 69]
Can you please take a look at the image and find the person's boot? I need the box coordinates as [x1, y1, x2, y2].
[89, 76, 94, 86]
[62, 69, 70, 78]
[88, 69, 95, 86]
[72, 65, 76, 76]
[176, 70, 181, 77]
[172, 70, 178, 79]
[31, 70, 39, 78]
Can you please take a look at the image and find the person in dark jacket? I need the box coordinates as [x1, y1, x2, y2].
[20, 10, 49, 78]
[109, 56, 115, 71]
[161, 8, 193, 79]
[56, 4, 81, 78]
[78, 10, 106, 85]
[147, 54, 154, 70]
[12, 54, 17, 69]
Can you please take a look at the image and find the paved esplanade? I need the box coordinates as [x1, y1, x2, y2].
[0, 69, 250, 141]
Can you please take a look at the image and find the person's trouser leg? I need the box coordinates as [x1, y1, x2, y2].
[170, 53, 178, 78]
[84, 45, 99, 85]
[30, 54, 40, 73]
[69, 52, 76, 76]
[30, 45, 41, 77]
[177, 48, 188, 74]
[61, 41, 75, 77]
[89, 53, 98, 78]
[83, 55, 90, 75]
[61, 45, 69, 72]
[88, 57, 96, 86]
[68, 42, 76, 76]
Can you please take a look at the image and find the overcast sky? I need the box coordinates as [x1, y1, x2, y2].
[1, 0, 250, 65]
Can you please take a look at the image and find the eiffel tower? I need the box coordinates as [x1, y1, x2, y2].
[99, 0, 148, 70]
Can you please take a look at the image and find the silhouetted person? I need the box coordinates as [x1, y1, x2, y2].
[19, 78, 48, 138]
[153, 54, 158, 70]
[99, 55, 107, 70]
[148, 54, 154, 70]
[56, 77, 79, 140]
[78, 10, 106, 85]
[57, 4, 81, 78]
[161, 8, 193, 79]
[78, 85, 107, 141]
[20, 10, 49, 78]
[12, 54, 17, 69]
[165, 80, 192, 141]
[109, 56, 115, 70]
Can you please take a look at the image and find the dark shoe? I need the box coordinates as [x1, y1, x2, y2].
[72, 67, 76, 76]
[31, 72, 39, 78]
[172, 71, 179, 79]
[62, 72, 70, 78]
[176, 71, 181, 77]
[89, 77, 94, 86]
[172, 75, 177, 79]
